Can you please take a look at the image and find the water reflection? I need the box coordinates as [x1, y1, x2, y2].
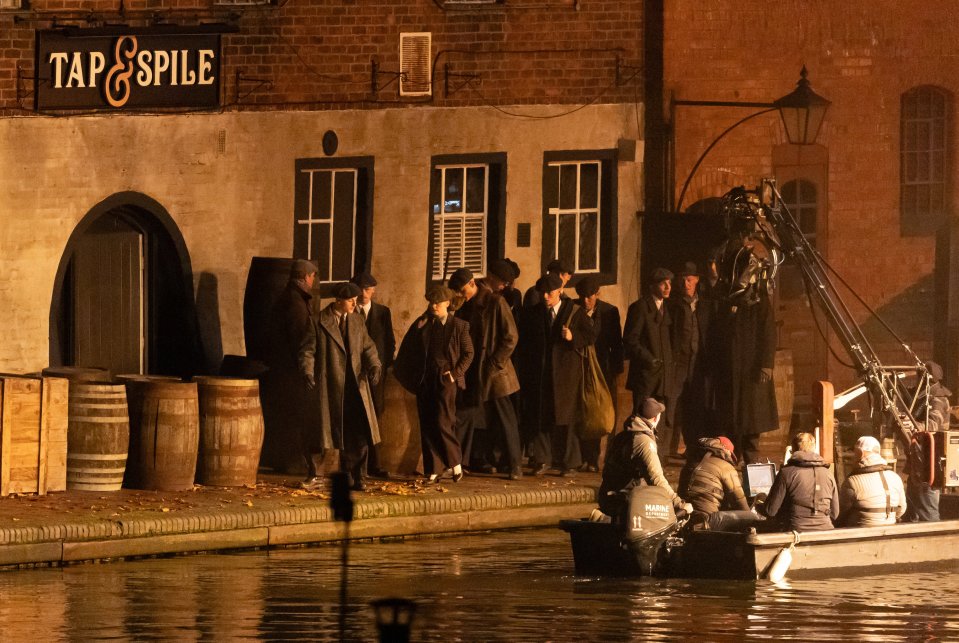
[0, 530, 957, 641]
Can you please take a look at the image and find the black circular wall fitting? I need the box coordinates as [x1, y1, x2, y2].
[322, 130, 338, 156]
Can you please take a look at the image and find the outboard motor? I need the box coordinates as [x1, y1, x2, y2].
[624, 485, 681, 575]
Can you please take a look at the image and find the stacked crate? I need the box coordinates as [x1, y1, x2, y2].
[0, 375, 69, 496]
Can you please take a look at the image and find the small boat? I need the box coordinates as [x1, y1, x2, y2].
[561, 517, 959, 580]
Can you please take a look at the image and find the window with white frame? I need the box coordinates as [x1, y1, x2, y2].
[293, 157, 374, 289]
[427, 153, 506, 284]
[542, 150, 617, 283]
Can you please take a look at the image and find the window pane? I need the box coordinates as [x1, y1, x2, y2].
[331, 171, 356, 281]
[314, 224, 331, 281]
[445, 168, 464, 213]
[544, 165, 559, 210]
[558, 213, 576, 269]
[559, 164, 577, 210]
[579, 211, 598, 271]
[466, 167, 486, 213]
[430, 169, 442, 215]
[580, 163, 599, 209]
[799, 206, 817, 236]
[800, 181, 817, 202]
[780, 180, 797, 202]
[311, 171, 332, 219]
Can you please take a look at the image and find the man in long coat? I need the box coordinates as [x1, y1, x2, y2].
[299, 281, 381, 491]
[263, 259, 318, 474]
[449, 267, 524, 480]
[517, 273, 597, 476]
[669, 261, 714, 455]
[351, 271, 395, 478]
[574, 274, 623, 472]
[623, 267, 675, 456]
[713, 257, 778, 464]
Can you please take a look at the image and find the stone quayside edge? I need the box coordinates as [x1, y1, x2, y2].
[0, 485, 597, 567]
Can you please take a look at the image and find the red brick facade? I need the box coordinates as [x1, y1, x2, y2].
[0, 0, 642, 113]
[665, 2, 954, 410]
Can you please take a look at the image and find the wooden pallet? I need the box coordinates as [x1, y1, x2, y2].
[0, 375, 69, 496]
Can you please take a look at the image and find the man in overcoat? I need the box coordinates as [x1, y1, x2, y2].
[517, 273, 598, 476]
[351, 271, 395, 479]
[264, 259, 319, 475]
[298, 281, 382, 491]
[450, 267, 524, 480]
[669, 262, 713, 456]
[574, 275, 623, 472]
[623, 267, 675, 456]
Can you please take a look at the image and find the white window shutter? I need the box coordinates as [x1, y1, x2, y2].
[400, 32, 432, 97]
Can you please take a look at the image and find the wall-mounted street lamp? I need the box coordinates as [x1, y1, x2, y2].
[672, 66, 830, 212]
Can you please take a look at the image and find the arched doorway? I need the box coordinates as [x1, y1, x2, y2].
[50, 192, 204, 377]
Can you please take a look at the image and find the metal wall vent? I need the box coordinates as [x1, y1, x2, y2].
[400, 32, 432, 97]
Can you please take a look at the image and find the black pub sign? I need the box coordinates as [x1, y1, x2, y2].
[36, 29, 221, 110]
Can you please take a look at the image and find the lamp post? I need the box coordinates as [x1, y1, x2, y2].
[672, 66, 830, 213]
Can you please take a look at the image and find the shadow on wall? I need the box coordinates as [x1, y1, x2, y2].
[195, 271, 224, 375]
[857, 272, 935, 361]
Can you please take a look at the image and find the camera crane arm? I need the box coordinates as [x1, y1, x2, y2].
[741, 179, 930, 451]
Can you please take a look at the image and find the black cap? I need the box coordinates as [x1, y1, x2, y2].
[332, 282, 362, 300]
[649, 267, 674, 284]
[488, 259, 514, 282]
[535, 273, 564, 293]
[640, 397, 666, 419]
[350, 271, 377, 288]
[448, 267, 474, 291]
[290, 259, 318, 279]
[546, 259, 573, 275]
[677, 261, 699, 278]
[506, 258, 520, 279]
[426, 284, 455, 304]
[575, 275, 601, 298]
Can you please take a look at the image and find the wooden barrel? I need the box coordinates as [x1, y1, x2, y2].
[66, 383, 129, 491]
[194, 376, 265, 487]
[134, 381, 199, 491]
[43, 366, 113, 383]
[757, 348, 795, 463]
[117, 375, 183, 488]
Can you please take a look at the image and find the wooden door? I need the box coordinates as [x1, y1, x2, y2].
[72, 231, 144, 374]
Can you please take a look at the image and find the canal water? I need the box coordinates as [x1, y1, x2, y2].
[1, 528, 957, 641]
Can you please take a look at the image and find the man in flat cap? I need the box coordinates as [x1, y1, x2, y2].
[450, 266, 524, 480]
[350, 271, 396, 479]
[299, 281, 382, 491]
[623, 267, 676, 459]
[523, 258, 573, 308]
[574, 275, 624, 472]
[394, 284, 474, 484]
[668, 261, 714, 459]
[263, 259, 320, 475]
[517, 272, 597, 476]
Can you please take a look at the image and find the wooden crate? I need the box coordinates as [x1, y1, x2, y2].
[0, 375, 69, 496]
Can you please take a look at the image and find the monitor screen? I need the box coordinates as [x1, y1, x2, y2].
[743, 463, 777, 497]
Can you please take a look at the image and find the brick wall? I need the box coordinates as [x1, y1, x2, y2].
[0, 0, 642, 113]
[666, 1, 953, 396]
